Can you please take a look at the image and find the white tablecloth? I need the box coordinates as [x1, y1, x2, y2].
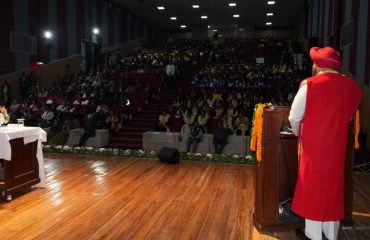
[0, 124, 47, 185]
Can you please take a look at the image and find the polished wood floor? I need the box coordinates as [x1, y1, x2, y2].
[0, 154, 369, 240]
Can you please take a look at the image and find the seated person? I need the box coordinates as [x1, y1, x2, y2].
[214, 103, 224, 117]
[213, 122, 229, 154]
[40, 105, 55, 129]
[197, 111, 209, 133]
[156, 111, 170, 132]
[106, 111, 119, 133]
[185, 122, 202, 153]
[78, 114, 96, 146]
[234, 113, 249, 136]
[183, 111, 195, 125]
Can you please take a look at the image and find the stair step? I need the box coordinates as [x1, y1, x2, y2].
[121, 127, 152, 132]
[109, 88, 189, 148]
[108, 143, 142, 149]
[110, 139, 143, 145]
[137, 116, 158, 120]
[130, 122, 156, 127]
[133, 118, 157, 122]
[111, 133, 143, 139]
[142, 109, 159, 113]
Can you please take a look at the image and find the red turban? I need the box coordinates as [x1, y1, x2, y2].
[309, 47, 342, 71]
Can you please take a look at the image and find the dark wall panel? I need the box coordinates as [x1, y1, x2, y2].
[76, 0, 85, 53]
[349, 0, 359, 74]
[0, 0, 14, 75]
[58, 0, 67, 58]
[108, 2, 114, 46]
[366, 2, 370, 86]
[320, 0, 325, 45]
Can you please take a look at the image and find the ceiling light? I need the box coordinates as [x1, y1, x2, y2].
[233, 14, 240, 18]
[44, 30, 52, 39]
[208, 25, 210, 28]
[157, 6, 165, 10]
[267, 13, 274, 16]
[219, 34, 223, 37]
[267, 1, 275, 5]
[201, 16, 208, 19]
[170, 17, 177, 20]
[92, 28, 100, 34]
[266, 22, 272, 25]
[192, 5, 199, 8]
[212, 29, 218, 32]
[180, 25, 187, 28]
[229, 3, 236, 7]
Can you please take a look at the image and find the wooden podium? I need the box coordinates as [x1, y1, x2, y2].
[253, 106, 354, 232]
[0, 138, 40, 200]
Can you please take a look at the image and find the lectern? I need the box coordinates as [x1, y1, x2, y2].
[0, 139, 40, 199]
[0, 125, 46, 201]
[253, 106, 354, 232]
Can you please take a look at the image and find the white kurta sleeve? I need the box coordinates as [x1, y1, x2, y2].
[288, 82, 307, 136]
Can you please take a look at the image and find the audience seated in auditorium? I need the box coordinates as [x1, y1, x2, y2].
[5, 38, 306, 149]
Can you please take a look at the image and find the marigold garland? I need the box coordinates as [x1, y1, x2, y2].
[250, 103, 272, 161]
[355, 110, 360, 149]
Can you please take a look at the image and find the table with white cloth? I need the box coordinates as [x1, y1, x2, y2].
[0, 124, 46, 200]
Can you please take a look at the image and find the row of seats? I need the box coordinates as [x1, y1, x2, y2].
[143, 131, 250, 156]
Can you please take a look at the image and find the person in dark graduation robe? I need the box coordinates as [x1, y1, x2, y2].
[289, 47, 363, 240]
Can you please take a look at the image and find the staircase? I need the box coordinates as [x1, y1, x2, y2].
[109, 64, 194, 149]
[108, 89, 177, 149]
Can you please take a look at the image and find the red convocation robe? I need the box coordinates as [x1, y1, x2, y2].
[291, 73, 363, 221]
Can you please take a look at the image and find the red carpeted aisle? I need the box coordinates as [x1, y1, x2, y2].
[108, 65, 194, 149]
[108, 89, 177, 149]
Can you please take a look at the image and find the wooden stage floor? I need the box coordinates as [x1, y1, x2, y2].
[0, 154, 369, 240]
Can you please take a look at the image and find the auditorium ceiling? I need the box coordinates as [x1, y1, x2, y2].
[115, 0, 306, 30]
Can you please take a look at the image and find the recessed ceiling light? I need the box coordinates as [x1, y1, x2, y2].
[180, 25, 187, 28]
[157, 6, 165, 10]
[219, 34, 223, 37]
[212, 29, 218, 32]
[170, 17, 177, 20]
[44, 30, 53, 39]
[92, 28, 100, 34]
[229, 3, 236, 7]
[201, 16, 208, 19]
[233, 14, 240, 18]
[267, 1, 275, 5]
[267, 13, 274, 16]
[208, 25, 210, 28]
[266, 22, 272, 25]
[192, 5, 199, 8]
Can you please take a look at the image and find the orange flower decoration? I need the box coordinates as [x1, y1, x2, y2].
[355, 110, 360, 149]
[250, 103, 271, 161]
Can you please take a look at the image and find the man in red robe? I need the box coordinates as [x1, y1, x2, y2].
[289, 47, 363, 240]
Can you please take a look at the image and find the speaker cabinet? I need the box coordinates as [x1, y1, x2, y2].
[158, 147, 180, 164]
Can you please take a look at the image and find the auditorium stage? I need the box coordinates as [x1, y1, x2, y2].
[0, 154, 369, 239]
